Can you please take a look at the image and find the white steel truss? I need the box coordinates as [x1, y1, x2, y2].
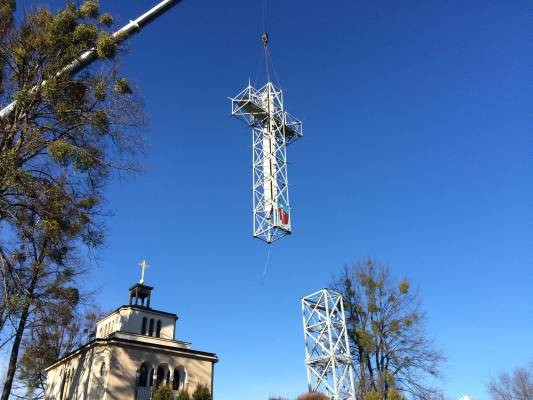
[231, 81, 302, 243]
[302, 289, 356, 400]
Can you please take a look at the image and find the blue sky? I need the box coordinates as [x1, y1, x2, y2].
[14, 0, 533, 399]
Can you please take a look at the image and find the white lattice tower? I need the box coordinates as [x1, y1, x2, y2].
[302, 289, 356, 400]
[231, 81, 302, 243]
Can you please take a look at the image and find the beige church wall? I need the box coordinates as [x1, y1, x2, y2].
[103, 344, 213, 400]
[124, 308, 175, 339]
[45, 343, 112, 400]
[97, 312, 122, 338]
[96, 307, 175, 339]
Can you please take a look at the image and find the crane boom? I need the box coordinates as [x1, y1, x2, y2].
[0, 0, 181, 120]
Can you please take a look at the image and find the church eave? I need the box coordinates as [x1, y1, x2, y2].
[45, 335, 218, 372]
[109, 336, 219, 363]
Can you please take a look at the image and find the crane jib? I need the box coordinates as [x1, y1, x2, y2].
[0, 0, 182, 120]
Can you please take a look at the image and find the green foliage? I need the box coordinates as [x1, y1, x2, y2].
[387, 389, 405, 400]
[364, 390, 381, 400]
[18, 301, 98, 398]
[79, 1, 99, 18]
[115, 77, 133, 94]
[0, 1, 145, 398]
[73, 23, 98, 44]
[153, 385, 174, 400]
[355, 328, 374, 352]
[296, 392, 329, 400]
[78, 196, 99, 209]
[53, 10, 77, 35]
[94, 77, 106, 101]
[73, 146, 102, 172]
[399, 280, 409, 294]
[192, 384, 212, 400]
[99, 13, 113, 27]
[331, 259, 444, 400]
[91, 109, 110, 133]
[96, 32, 116, 58]
[176, 391, 192, 400]
[48, 140, 74, 165]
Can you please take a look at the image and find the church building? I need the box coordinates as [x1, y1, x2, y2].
[44, 261, 218, 400]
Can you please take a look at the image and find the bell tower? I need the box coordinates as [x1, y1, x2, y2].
[129, 259, 153, 308]
[129, 283, 153, 308]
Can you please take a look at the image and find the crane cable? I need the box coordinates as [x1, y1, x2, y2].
[254, 0, 282, 88]
[261, 0, 270, 82]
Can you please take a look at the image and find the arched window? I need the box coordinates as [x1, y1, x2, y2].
[139, 363, 148, 387]
[148, 319, 154, 336]
[141, 317, 147, 335]
[100, 362, 106, 377]
[156, 320, 161, 338]
[172, 368, 180, 390]
[156, 366, 164, 389]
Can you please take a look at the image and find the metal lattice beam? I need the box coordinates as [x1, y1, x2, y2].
[230, 81, 302, 243]
[302, 289, 356, 400]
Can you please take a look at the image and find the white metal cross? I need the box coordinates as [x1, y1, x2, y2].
[138, 259, 149, 284]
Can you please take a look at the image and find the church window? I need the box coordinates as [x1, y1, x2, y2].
[156, 366, 164, 389]
[156, 320, 161, 337]
[141, 317, 147, 335]
[139, 363, 149, 387]
[149, 318, 154, 336]
[172, 368, 180, 390]
[100, 362, 106, 377]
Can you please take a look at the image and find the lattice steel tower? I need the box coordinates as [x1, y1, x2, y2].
[230, 81, 302, 243]
[302, 289, 356, 400]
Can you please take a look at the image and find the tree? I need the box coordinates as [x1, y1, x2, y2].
[487, 362, 532, 400]
[177, 391, 192, 400]
[192, 384, 212, 400]
[296, 392, 329, 400]
[331, 259, 445, 400]
[154, 384, 174, 400]
[0, 1, 144, 398]
[16, 307, 101, 398]
[365, 389, 406, 400]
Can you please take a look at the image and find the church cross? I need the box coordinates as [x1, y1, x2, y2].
[138, 259, 149, 284]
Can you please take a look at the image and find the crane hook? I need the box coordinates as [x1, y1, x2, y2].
[262, 32, 269, 48]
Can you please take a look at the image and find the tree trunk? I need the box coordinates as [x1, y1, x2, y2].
[1, 298, 30, 400]
[1, 260, 40, 400]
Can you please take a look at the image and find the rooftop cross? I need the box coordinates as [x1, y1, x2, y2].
[138, 259, 149, 284]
